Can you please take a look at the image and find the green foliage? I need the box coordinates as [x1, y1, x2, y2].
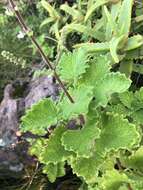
[42, 162, 65, 183]
[21, 99, 58, 135]
[57, 48, 88, 83]
[117, 0, 133, 37]
[62, 122, 100, 158]
[122, 146, 143, 171]
[99, 169, 129, 190]
[59, 85, 93, 119]
[70, 153, 104, 185]
[39, 126, 72, 164]
[6, 0, 143, 189]
[95, 114, 140, 155]
[94, 72, 131, 107]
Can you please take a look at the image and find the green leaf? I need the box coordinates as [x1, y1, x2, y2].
[49, 20, 60, 39]
[79, 54, 111, 87]
[119, 60, 133, 77]
[131, 87, 143, 111]
[57, 48, 89, 83]
[85, 0, 111, 22]
[117, 0, 133, 36]
[59, 85, 93, 119]
[61, 23, 96, 38]
[119, 91, 134, 109]
[43, 162, 65, 183]
[40, 126, 72, 164]
[29, 137, 66, 182]
[131, 181, 143, 190]
[40, 17, 54, 28]
[119, 87, 143, 111]
[122, 146, 143, 171]
[104, 1, 122, 41]
[134, 87, 143, 104]
[69, 153, 104, 184]
[41, 0, 60, 20]
[74, 42, 109, 53]
[60, 4, 83, 21]
[94, 72, 131, 107]
[21, 99, 58, 135]
[104, 5, 118, 40]
[62, 122, 100, 158]
[109, 35, 125, 63]
[131, 109, 143, 124]
[106, 103, 131, 117]
[124, 35, 143, 51]
[29, 138, 47, 158]
[96, 114, 141, 155]
[99, 169, 129, 190]
[126, 46, 143, 60]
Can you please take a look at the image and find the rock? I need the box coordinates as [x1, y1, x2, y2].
[25, 76, 59, 109]
[0, 84, 19, 147]
[0, 149, 24, 178]
[0, 75, 59, 178]
[0, 84, 25, 176]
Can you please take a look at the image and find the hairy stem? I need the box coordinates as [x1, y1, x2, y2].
[8, 0, 74, 103]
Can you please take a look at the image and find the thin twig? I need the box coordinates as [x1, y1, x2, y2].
[8, 0, 74, 103]
[25, 162, 39, 190]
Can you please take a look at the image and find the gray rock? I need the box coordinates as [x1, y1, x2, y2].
[25, 76, 59, 109]
[0, 75, 59, 178]
[0, 84, 19, 147]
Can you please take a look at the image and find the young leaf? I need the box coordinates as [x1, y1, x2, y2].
[42, 162, 65, 183]
[57, 48, 89, 83]
[29, 138, 47, 158]
[21, 99, 58, 135]
[62, 122, 101, 158]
